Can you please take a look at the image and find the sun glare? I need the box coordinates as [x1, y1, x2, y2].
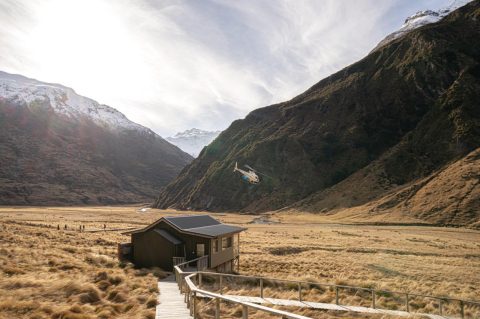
[27, 0, 155, 103]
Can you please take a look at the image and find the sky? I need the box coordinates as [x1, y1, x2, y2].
[0, 0, 453, 137]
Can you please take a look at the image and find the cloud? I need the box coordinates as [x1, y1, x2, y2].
[0, 0, 453, 137]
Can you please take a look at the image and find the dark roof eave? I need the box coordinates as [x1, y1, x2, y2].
[122, 228, 142, 235]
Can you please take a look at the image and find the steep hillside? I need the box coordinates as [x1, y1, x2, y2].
[374, 0, 473, 50]
[0, 72, 192, 205]
[154, 1, 480, 226]
[290, 148, 480, 227]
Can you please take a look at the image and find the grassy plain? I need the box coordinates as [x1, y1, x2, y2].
[0, 206, 479, 318]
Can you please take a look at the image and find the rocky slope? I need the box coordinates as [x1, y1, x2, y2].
[154, 1, 480, 226]
[167, 128, 221, 157]
[374, 0, 473, 51]
[0, 71, 193, 205]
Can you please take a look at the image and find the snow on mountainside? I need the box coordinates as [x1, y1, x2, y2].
[0, 71, 149, 133]
[374, 0, 473, 51]
[167, 128, 221, 157]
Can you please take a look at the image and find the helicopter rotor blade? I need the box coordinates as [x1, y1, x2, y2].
[244, 164, 256, 171]
[245, 164, 272, 179]
[256, 171, 273, 179]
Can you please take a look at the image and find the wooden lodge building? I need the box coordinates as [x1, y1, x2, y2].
[122, 215, 246, 272]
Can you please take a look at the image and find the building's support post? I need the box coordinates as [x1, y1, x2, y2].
[406, 294, 409, 312]
[199, 273, 202, 288]
[335, 287, 339, 305]
[460, 301, 464, 319]
[439, 299, 443, 316]
[237, 233, 240, 272]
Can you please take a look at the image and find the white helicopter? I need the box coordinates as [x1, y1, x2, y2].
[234, 162, 270, 184]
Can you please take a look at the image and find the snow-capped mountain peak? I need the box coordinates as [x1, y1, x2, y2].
[167, 128, 221, 157]
[0, 71, 149, 133]
[171, 128, 219, 138]
[374, 0, 473, 51]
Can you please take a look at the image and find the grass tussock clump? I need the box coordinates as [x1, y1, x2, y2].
[0, 216, 159, 319]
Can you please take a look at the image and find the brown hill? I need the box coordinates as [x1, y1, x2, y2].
[0, 77, 192, 205]
[154, 1, 480, 226]
[290, 148, 480, 227]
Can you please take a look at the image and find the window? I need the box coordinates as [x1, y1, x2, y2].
[222, 236, 232, 250]
[213, 239, 219, 253]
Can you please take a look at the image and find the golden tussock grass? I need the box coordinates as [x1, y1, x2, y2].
[0, 206, 479, 318]
[0, 206, 169, 319]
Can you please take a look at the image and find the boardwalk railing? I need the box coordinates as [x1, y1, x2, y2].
[182, 272, 309, 319]
[173, 255, 209, 289]
[172, 256, 186, 267]
[173, 264, 480, 319]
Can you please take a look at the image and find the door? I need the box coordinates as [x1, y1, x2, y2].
[196, 243, 205, 257]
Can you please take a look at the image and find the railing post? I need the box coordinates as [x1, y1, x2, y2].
[260, 278, 264, 299]
[179, 274, 183, 293]
[215, 297, 220, 319]
[219, 275, 223, 294]
[439, 299, 443, 316]
[335, 286, 339, 305]
[189, 292, 193, 315]
[242, 305, 248, 319]
[199, 273, 202, 288]
[460, 301, 464, 319]
[371, 289, 376, 309]
[193, 291, 197, 319]
[406, 293, 409, 312]
[298, 282, 302, 302]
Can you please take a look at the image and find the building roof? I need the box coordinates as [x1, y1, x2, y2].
[183, 224, 244, 237]
[164, 215, 220, 229]
[154, 229, 182, 245]
[125, 214, 246, 238]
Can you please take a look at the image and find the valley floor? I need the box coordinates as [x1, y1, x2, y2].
[0, 206, 479, 318]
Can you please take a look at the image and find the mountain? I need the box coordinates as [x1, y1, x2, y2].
[374, 0, 473, 51]
[166, 128, 221, 157]
[0, 71, 193, 205]
[154, 1, 480, 227]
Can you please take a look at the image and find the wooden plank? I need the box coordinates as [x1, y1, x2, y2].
[156, 275, 192, 319]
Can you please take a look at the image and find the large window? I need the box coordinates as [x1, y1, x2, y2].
[213, 239, 219, 253]
[222, 236, 232, 250]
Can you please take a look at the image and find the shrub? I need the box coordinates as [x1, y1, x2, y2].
[145, 297, 157, 308]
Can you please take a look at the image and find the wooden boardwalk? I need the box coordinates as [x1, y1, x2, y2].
[219, 295, 448, 319]
[156, 280, 450, 319]
[156, 275, 192, 319]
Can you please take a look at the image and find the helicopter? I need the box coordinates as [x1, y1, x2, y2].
[233, 162, 270, 184]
